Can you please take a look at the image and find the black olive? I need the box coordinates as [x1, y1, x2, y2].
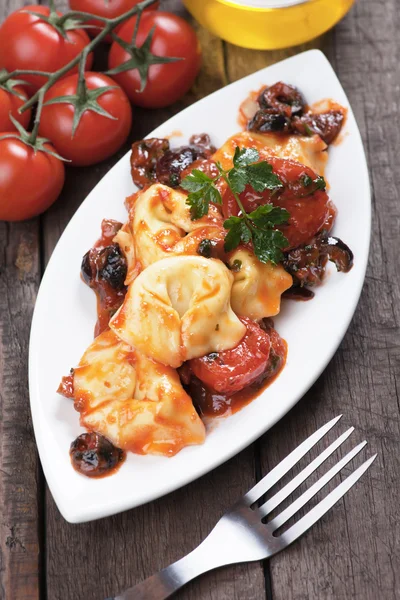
[283, 286, 315, 301]
[81, 250, 93, 285]
[130, 137, 170, 188]
[320, 236, 354, 272]
[156, 147, 199, 187]
[98, 244, 127, 290]
[292, 111, 345, 145]
[188, 133, 216, 157]
[258, 82, 305, 117]
[70, 432, 125, 478]
[248, 109, 291, 133]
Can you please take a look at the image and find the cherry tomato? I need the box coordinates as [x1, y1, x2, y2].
[0, 137, 65, 221]
[68, 0, 160, 41]
[223, 157, 330, 249]
[0, 6, 93, 91]
[39, 72, 132, 166]
[0, 85, 31, 132]
[190, 318, 271, 394]
[108, 11, 201, 108]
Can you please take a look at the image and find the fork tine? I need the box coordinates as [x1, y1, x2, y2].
[267, 440, 367, 531]
[258, 426, 354, 517]
[277, 454, 377, 549]
[244, 415, 343, 505]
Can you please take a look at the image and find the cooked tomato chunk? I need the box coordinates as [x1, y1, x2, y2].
[190, 317, 271, 394]
[223, 157, 331, 249]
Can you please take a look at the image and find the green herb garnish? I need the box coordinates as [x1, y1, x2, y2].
[301, 173, 313, 187]
[180, 169, 222, 220]
[301, 173, 326, 195]
[197, 238, 213, 258]
[230, 259, 242, 272]
[313, 175, 326, 191]
[181, 147, 289, 265]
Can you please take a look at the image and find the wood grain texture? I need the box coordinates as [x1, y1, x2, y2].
[0, 1, 43, 598]
[256, 2, 400, 599]
[0, 221, 42, 600]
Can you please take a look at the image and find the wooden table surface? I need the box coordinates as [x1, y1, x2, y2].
[1, 0, 399, 599]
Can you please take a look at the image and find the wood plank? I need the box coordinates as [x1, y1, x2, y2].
[0, 221, 42, 600]
[0, 1, 44, 597]
[41, 3, 265, 599]
[0, 218, 42, 600]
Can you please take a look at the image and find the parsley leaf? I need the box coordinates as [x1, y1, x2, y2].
[300, 173, 326, 195]
[181, 145, 290, 265]
[314, 175, 326, 191]
[228, 147, 283, 195]
[233, 146, 260, 167]
[228, 167, 248, 193]
[180, 168, 212, 192]
[251, 228, 288, 265]
[301, 173, 313, 187]
[227, 146, 283, 194]
[224, 216, 252, 251]
[223, 206, 289, 264]
[249, 204, 290, 227]
[245, 161, 283, 192]
[181, 169, 222, 219]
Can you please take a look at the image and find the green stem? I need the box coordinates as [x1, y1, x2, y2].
[57, 10, 109, 25]
[19, 0, 158, 114]
[0, 69, 51, 83]
[131, 7, 143, 45]
[28, 89, 45, 145]
[48, 0, 57, 14]
[77, 53, 88, 100]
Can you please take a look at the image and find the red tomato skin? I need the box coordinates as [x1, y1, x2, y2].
[223, 157, 330, 250]
[108, 11, 201, 108]
[38, 72, 132, 166]
[69, 0, 160, 41]
[190, 317, 271, 394]
[0, 6, 93, 91]
[0, 137, 65, 221]
[0, 86, 31, 132]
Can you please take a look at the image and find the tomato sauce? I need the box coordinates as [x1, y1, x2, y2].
[57, 374, 74, 398]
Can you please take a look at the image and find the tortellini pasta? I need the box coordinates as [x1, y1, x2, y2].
[110, 255, 246, 368]
[228, 248, 293, 320]
[213, 130, 328, 176]
[128, 183, 224, 269]
[73, 329, 205, 456]
[113, 223, 138, 286]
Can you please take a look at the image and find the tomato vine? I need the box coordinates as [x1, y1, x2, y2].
[0, 0, 164, 148]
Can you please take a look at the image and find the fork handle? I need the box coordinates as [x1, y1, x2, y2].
[111, 542, 224, 600]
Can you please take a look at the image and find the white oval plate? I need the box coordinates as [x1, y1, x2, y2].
[29, 50, 370, 523]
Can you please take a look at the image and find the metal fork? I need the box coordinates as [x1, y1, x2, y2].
[111, 415, 376, 600]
